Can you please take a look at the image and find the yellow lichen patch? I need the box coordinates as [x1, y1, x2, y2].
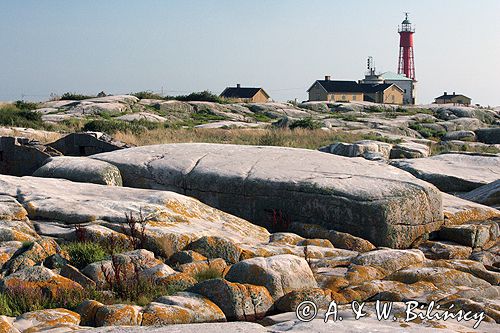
[4, 275, 83, 298]
[165, 200, 200, 220]
[179, 259, 227, 277]
[77, 300, 104, 326]
[301, 239, 334, 248]
[18, 308, 80, 333]
[158, 272, 197, 289]
[141, 303, 193, 326]
[0, 316, 16, 333]
[345, 265, 385, 285]
[95, 304, 142, 326]
[444, 207, 500, 226]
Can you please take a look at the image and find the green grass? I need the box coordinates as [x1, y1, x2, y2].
[0, 104, 44, 129]
[409, 123, 446, 139]
[62, 241, 107, 269]
[194, 267, 224, 282]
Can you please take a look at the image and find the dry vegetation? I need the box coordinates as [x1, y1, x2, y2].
[113, 128, 401, 149]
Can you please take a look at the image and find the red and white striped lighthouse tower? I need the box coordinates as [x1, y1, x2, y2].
[397, 13, 416, 80]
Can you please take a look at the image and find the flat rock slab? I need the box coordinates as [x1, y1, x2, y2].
[91, 143, 443, 248]
[391, 153, 500, 192]
[0, 175, 270, 256]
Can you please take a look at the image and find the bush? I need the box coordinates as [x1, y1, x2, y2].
[289, 117, 322, 130]
[60, 92, 95, 100]
[0, 105, 43, 128]
[409, 123, 446, 139]
[175, 91, 226, 103]
[14, 100, 39, 110]
[83, 119, 162, 134]
[63, 241, 107, 269]
[131, 91, 165, 100]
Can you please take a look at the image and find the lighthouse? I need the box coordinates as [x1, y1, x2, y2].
[397, 13, 416, 80]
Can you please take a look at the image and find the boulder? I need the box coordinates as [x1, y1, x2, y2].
[389, 142, 430, 159]
[442, 193, 500, 226]
[320, 140, 392, 160]
[460, 180, 500, 207]
[95, 304, 142, 326]
[91, 143, 443, 248]
[0, 175, 270, 257]
[442, 130, 476, 141]
[169, 250, 207, 265]
[33, 156, 123, 186]
[3, 238, 61, 274]
[275, 288, 345, 312]
[475, 128, 500, 144]
[187, 236, 242, 264]
[289, 223, 375, 252]
[60, 264, 97, 289]
[387, 266, 491, 289]
[225, 254, 317, 300]
[77, 299, 104, 326]
[81, 249, 162, 288]
[418, 241, 472, 260]
[390, 153, 500, 192]
[439, 220, 499, 248]
[188, 279, 273, 320]
[12, 308, 80, 332]
[154, 291, 226, 323]
[351, 249, 425, 277]
[1, 266, 83, 298]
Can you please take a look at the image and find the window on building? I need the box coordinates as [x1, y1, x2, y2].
[352, 95, 356, 100]
[342, 95, 346, 100]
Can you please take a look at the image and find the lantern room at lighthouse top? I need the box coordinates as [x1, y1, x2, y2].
[399, 12, 415, 33]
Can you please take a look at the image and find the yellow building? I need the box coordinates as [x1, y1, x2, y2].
[307, 76, 364, 102]
[434, 92, 471, 106]
[307, 76, 404, 104]
[362, 83, 404, 105]
[220, 84, 270, 103]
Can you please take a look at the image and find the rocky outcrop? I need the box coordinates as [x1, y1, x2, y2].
[319, 140, 392, 160]
[460, 180, 500, 207]
[0, 175, 271, 258]
[33, 156, 123, 186]
[188, 279, 273, 320]
[391, 153, 500, 192]
[389, 142, 430, 159]
[225, 254, 317, 300]
[0, 136, 61, 176]
[475, 128, 500, 144]
[91, 143, 443, 248]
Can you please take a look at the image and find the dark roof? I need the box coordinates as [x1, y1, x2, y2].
[220, 87, 268, 99]
[435, 93, 470, 100]
[313, 80, 365, 93]
[360, 83, 395, 93]
[310, 80, 401, 94]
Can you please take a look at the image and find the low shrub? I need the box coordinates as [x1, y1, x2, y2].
[82, 119, 162, 134]
[60, 92, 95, 100]
[131, 91, 165, 100]
[63, 241, 107, 269]
[289, 117, 322, 130]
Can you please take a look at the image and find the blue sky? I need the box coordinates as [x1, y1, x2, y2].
[1, 0, 499, 105]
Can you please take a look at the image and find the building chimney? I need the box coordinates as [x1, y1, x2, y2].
[325, 75, 331, 81]
[444, 92, 447, 95]
[236, 83, 241, 88]
[453, 92, 456, 95]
